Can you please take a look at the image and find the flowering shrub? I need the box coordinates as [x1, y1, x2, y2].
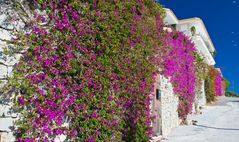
[161, 31, 197, 120]
[195, 53, 208, 88]
[215, 70, 225, 97]
[205, 66, 225, 103]
[9, 0, 203, 140]
[11, 0, 166, 141]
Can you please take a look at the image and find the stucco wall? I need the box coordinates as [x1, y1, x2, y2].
[195, 80, 206, 112]
[151, 75, 179, 141]
[160, 75, 179, 137]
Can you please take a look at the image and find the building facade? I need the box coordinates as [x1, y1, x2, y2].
[151, 8, 217, 140]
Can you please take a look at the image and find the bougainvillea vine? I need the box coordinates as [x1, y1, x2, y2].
[161, 31, 197, 120]
[12, 0, 166, 141]
[215, 70, 225, 97]
[9, 0, 212, 141]
[205, 66, 225, 103]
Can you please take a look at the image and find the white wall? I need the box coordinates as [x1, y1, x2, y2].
[196, 80, 207, 109]
[160, 75, 179, 137]
[0, 10, 20, 142]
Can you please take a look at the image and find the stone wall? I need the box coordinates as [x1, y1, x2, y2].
[160, 75, 179, 137]
[151, 75, 179, 141]
[195, 80, 206, 112]
[0, 5, 20, 141]
[0, 105, 16, 142]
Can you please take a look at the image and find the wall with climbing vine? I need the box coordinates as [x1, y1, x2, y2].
[205, 66, 225, 103]
[10, 0, 166, 141]
[160, 30, 197, 120]
[1, 0, 222, 141]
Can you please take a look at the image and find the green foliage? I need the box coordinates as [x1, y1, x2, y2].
[195, 53, 208, 93]
[213, 51, 217, 58]
[224, 79, 230, 91]
[171, 24, 177, 30]
[190, 26, 196, 36]
[11, 0, 166, 141]
[205, 75, 215, 103]
[204, 66, 224, 102]
[225, 91, 239, 97]
[3, 0, 210, 141]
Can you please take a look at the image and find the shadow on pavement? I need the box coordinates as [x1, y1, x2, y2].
[229, 101, 239, 103]
[194, 124, 239, 131]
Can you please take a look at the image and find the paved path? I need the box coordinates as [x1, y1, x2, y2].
[162, 96, 239, 142]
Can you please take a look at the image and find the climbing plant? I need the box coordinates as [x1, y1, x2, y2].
[215, 69, 225, 97]
[6, 0, 211, 141]
[205, 66, 225, 103]
[194, 53, 208, 99]
[10, 0, 166, 141]
[160, 31, 197, 120]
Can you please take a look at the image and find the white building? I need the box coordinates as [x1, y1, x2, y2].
[152, 8, 217, 141]
[164, 8, 215, 66]
[164, 8, 216, 110]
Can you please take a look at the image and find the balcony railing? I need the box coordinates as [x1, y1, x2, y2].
[191, 35, 215, 65]
[192, 33, 214, 57]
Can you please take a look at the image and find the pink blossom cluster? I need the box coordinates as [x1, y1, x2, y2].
[161, 31, 197, 119]
[15, 0, 163, 141]
[14, 0, 201, 141]
[215, 71, 224, 96]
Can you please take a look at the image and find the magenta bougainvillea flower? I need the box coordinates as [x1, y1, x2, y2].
[12, 0, 204, 141]
[215, 70, 224, 96]
[13, 0, 166, 141]
[160, 31, 197, 119]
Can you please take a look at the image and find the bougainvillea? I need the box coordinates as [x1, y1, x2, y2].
[9, 0, 204, 141]
[160, 30, 197, 120]
[11, 0, 166, 141]
[195, 53, 208, 90]
[205, 66, 225, 103]
[215, 70, 225, 97]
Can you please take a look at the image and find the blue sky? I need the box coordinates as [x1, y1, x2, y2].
[159, 0, 239, 93]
